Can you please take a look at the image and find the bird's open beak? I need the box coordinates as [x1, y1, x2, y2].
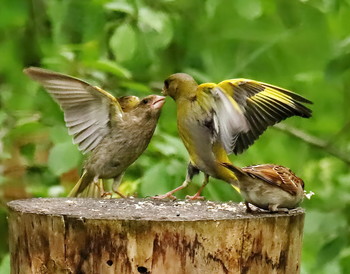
[152, 95, 166, 109]
[161, 88, 168, 96]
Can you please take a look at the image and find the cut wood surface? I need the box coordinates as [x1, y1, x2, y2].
[8, 198, 305, 274]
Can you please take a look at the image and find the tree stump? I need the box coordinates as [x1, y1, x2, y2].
[8, 198, 305, 274]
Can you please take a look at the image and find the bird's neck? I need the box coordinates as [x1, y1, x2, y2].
[173, 84, 197, 102]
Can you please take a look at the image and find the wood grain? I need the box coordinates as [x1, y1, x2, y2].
[8, 198, 305, 274]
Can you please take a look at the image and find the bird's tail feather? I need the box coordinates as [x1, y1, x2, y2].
[68, 171, 103, 198]
[84, 179, 104, 198]
[219, 162, 245, 177]
[218, 162, 242, 193]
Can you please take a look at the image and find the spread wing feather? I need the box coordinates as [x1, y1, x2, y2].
[200, 86, 249, 153]
[218, 79, 312, 154]
[24, 67, 123, 154]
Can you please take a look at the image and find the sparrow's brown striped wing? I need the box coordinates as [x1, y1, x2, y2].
[218, 79, 312, 154]
[24, 67, 123, 154]
[242, 164, 305, 195]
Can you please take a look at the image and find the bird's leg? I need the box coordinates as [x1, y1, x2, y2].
[94, 179, 106, 198]
[268, 204, 290, 213]
[245, 202, 253, 213]
[85, 176, 106, 198]
[93, 175, 105, 197]
[100, 180, 112, 199]
[152, 163, 199, 200]
[101, 173, 126, 198]
[112, 173, 126, 198]
[186, 174, 209, 200]
[93, 176, 105, 194]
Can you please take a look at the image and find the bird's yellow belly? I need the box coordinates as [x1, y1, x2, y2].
[178, 120, 236, 183]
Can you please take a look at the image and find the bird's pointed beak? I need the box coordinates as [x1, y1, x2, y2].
[152, 95, 166, 109]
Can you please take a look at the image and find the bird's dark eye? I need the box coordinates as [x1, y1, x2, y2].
[141, 98, 149, 104]
[164, 79, 170, 89]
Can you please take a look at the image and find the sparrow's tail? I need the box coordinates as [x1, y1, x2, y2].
[67, 171, 103, 198]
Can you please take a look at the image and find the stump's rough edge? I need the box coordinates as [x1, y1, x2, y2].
[7, 198, 304, 221]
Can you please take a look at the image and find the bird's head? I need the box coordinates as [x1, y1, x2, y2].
[133, 95, 166, 118]
[162, 73, 198, 100]
[118, 96, 140, 112]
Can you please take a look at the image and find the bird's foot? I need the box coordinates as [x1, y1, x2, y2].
[245, 202, 254, 213]
[151, 193, 177, 200]
[244, 202, 263, 213]
[151, 181, 191, 200]
[101, 192, 113, 199]
[185, 194, 205, 200]
[268, 204, 290, 213]
[114, 191, 126, 199]
[101, 191, 126, 199]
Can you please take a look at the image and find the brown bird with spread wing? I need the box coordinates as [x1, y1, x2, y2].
[24, 67, 165, 198]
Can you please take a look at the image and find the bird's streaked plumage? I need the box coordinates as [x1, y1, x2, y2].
[24, 67, 165, 198]
[220, 163, 305, 212]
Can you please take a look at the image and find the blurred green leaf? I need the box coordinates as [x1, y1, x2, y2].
[340, 249, 350, 273]
[205, 0, 222, 18]
[138, 7, 164, 32]
[152, 133, 188, 159]
[307, 0, 341, 13]
[84, 59, 132, 79]
[6, 122, 45, 141]
[0, 254, 10, 274]
[110, 23, 137, 63]
[104, 1, 135, 15]
[49, 125, 71, 145]
[140, 161, 170, 196]
[317, 235, 347, 267]
[277, 0, 302, 28]
[137, 8, 173, 50]
[325, 53, 350, 79]
[20, 143, 36, 162]
[233, 0, 262, 20]
[47, 142, 81, 176]
[120, 81, 150, 93]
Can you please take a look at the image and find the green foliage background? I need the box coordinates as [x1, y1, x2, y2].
[1, 0, 350, 272]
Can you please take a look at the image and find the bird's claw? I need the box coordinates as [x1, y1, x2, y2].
[151, 194, 177, 200]
[101, 191, 127, 199]
[101, 192, 113, 199]
[185, 194, 205, 200]
[245, 202, 253, 213]
[268, 204, 290, 213]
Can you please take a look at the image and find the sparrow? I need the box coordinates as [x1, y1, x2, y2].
[24, 67, 165, 198]
[156, 73, 312, 199]
[220, 162, 305, 212]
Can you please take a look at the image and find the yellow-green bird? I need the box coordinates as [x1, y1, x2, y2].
[24, 67, 165, 198]
[156, 73, 312, 199]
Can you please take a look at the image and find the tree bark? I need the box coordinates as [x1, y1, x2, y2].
[8, 198, 305, 274]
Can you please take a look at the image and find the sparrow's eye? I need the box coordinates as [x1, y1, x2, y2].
[141, 98, 149, 104]
[164, 79, 170, 89]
